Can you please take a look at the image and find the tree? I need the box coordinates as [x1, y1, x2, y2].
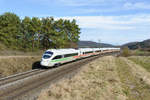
[40, 17, 55, 49]
[98, 39, 101, 48]
[0, 12, 21, 48]
[21, 16, 32, 49]
[21, 17, 42, 51]
[0, 12, 81, 50]
[53, 19, 68, 48]
[30, 17, 42, 50]
[70, 19, 80, 43]
[63, 19, 80, 48]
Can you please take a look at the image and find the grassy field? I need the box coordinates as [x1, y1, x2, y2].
[0, 49, 43, 77]
[0, 50, 43, 56]
[37, 56, 150, 100]
[38, 56, 126, 100]
[130, 50, 150, 56]
[116, 57, 150, 100]
[128, 56, 150, 72]
[0, 56, 41, 77]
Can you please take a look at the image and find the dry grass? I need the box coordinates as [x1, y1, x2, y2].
[130, 50, 150, 56]
[0, 50, 43, 56]
[116, 57, 150, 100]
[38, 56, 127, 100]
[128, 56, 150, 72]
[0, 56, 41, 77]
[38, 56, 150, 100]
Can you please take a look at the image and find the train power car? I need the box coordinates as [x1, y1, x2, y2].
[40, 48, 120, 67]
[40, 49, 79, 67]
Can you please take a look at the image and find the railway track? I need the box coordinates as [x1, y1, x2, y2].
[0, 69, 46, 86]
[0, 52, 119, 100]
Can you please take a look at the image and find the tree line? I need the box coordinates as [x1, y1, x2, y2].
[0, 12, 80, 51]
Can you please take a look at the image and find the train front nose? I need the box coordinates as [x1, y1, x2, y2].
[40, 59, 49, 66]
[40, 53, 53, 66]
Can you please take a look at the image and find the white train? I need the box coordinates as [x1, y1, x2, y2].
[40, 48, 120, 67]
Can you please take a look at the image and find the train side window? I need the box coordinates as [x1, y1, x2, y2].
[52, 55, 62, 60]
[96, 50, 101, 52]
[64, 53, 78, 58]
[85, 51, 93, 54]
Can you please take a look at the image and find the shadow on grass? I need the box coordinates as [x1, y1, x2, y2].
[32, 61, 58, 69]
[32, 61, 48, 69]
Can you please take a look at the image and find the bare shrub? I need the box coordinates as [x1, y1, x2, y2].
[121, 47, 131, 57]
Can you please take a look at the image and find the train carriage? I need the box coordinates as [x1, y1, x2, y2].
[40, 48, 120, 67]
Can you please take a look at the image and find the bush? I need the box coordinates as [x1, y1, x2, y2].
[121, 47, 131, 57]
[0, 43, 6, 50]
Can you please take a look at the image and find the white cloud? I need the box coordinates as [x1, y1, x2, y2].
[124, 2, 150, 9]
[74, 2, 150, 14]
[57, 15, 150, 30]
[72, 8, 118, 14]
[61, 15, 150, 44]
[26, 0, 150, 44]
[39, 14, 150, 45]
[29, 0, 150, 14]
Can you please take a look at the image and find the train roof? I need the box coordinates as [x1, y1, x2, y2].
[45, 48, 120, 55]
[46, 49, 79, 55]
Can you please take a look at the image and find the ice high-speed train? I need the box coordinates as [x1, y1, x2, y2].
[40, 48, 120, 67]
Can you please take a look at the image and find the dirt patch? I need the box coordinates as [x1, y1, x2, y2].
[38, 56, 127, 100]
[0, 56, 41, 77]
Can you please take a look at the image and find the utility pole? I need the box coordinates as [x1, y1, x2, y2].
[98, 39, 101, 48]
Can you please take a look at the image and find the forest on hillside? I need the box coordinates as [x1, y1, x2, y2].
[0, 12, 80, 51]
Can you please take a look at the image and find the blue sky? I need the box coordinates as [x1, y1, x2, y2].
[1, 0, 150, 45]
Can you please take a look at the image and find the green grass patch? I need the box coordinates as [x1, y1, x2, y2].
[130, 50, 150, 56]
[128, 56, 150, 72]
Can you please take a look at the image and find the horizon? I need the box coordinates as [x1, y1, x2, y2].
[79, 39, 148, 46]
[1, 0, 150, 45]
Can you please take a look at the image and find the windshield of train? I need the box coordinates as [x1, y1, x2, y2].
[44, 51, 53, 55]
[43, 51, 53, 59]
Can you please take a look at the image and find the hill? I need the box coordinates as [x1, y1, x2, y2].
[123, 39, 150, 51]
[78, 41, 115, 48]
